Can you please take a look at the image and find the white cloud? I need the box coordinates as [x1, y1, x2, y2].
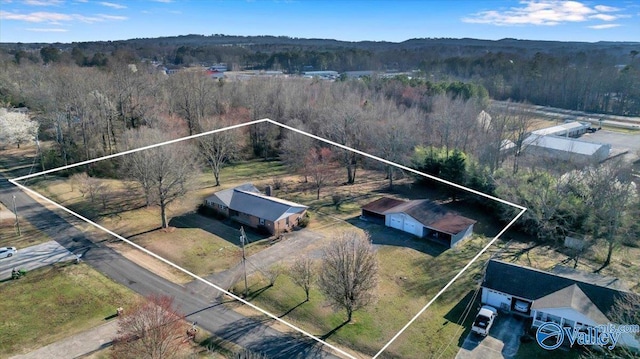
[462, 1, 627, 26]
[589, 13, 617, 21]
[594, 5, 620, 12]
[26, 27, 68, 32]
[23, 0, 64, 6]
[588, 23, 622, 29]
[1, 10, 127, 23]
[97, 13, 126, 20]
[0, 10, 72, 22]
[98, 2, 126, 9]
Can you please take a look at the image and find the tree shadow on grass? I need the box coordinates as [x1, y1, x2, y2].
[125, 226, 162, 239]
[278, 300, 307, 318]
[169, 213, 267, 247]
[443, 289, 480, 347]
[319, 320, 349, 341]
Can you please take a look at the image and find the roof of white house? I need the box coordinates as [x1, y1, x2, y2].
[524, 134, 609, 156]
[531, 284, 610, 324]
[531, 121, 589, 136]
[229, 190, 307, 222]
[382, 199, 476, 235]
[483, 260, 635, 324]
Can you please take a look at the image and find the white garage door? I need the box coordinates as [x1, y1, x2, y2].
[483, 289, 510, 311]
[403, 221, 422, 237]
[389, 215, 403, 230]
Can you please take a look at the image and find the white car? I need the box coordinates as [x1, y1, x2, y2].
[0, 247, 17, 259]
[471, 305, 498, 336]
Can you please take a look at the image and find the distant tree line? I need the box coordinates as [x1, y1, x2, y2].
[2, 35, 638, 115]
[0, 54, 637, 270]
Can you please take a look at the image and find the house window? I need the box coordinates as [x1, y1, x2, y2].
[286, 217, 290, 226]
[219, 204, 227, 210]
[259, 218, 265, 225]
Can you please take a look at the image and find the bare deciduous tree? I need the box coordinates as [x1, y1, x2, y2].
[578, 162, 637, 272]
[198, 117, 240, 186]
[123, 128, 199, 228]
[111, 295, 190, 359]
[318, 231, 378, 322]
[280, 118, 314, 182]
[305, 147, 333, 200]
[289, 257, 315, 302]
[262, 265, 283, 287]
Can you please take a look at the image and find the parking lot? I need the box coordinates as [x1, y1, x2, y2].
[579, 130, 640, 162]
[0, 241, 77, 280]
[456, 313, 525, 359]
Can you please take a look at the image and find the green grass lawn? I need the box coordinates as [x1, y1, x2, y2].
[0, 262, 138, 357]
[231, 236, 490, 358]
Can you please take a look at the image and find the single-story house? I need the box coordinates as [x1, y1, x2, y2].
[204, 184, 308, 235]
[481, 259, 640, 351]
[361, 197, 476, 248]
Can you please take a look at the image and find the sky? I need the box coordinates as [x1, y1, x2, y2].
[0, 0, 639, 44]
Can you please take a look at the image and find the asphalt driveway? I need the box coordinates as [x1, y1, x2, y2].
[0, 240, 77, 280]
[456, 313, 525, 359]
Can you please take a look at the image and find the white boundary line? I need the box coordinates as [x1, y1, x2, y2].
[7, 179, 357, 359]
[10, 118, 527, 359]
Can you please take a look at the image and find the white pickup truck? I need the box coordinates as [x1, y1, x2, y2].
[471, 305, 498, 336]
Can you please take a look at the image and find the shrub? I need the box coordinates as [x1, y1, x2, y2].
[332, 193, 343, 209]
[298, 213, 310, 228]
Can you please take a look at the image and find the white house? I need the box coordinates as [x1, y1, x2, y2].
[481, 259, 640, 351]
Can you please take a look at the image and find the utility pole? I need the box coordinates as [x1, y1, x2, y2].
[12, 195, 21, 236]
[240, 226, 248, 298]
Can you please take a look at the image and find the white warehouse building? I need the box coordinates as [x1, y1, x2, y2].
[523, 134, 611, 163]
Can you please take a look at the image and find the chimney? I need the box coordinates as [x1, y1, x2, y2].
[265, 185, 272, 197]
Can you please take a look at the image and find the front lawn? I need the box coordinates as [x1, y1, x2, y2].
[231, 235, 491, 358]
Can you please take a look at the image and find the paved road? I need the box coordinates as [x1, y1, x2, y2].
[0, 174, 340, 359]
[0, 241, 77, 280]
[456, 314, 525, 359]
[10, 320, 118, 359]
[491, 100, 640, 130]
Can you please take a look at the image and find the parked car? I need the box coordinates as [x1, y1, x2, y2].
[0, 246, 17, 259]
[513, 299, 530, 313]
[471, 305, 498, 336]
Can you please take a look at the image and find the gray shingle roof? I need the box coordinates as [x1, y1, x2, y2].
[531, 284, 610, 324]
[483, 259, 633, 322]
[205, 183, 260, 207]
[228, 189, 307, 222]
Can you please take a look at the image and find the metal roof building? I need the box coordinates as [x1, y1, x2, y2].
[524, 134, 611, 163]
